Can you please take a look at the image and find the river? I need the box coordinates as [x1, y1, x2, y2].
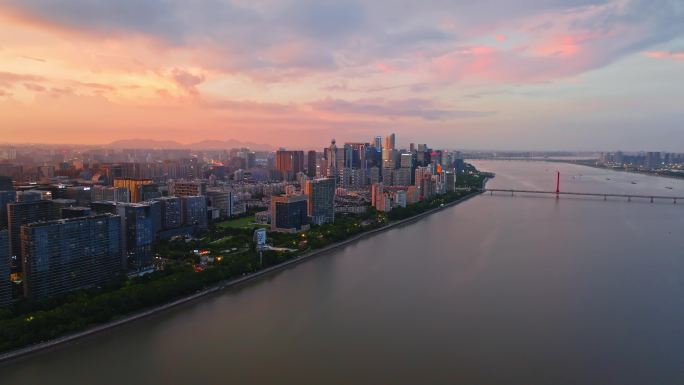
[2, 160, 684, 385]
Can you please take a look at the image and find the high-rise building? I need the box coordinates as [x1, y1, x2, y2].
[414, 167, 433, 200]
[391, 168, 411, 187]
[349, 168, 367, 190]
[373, 136, 382, 149]
[307, 150, 317, 178]
[406, 186, 419, 204]
[117, 203, 155, 270]
[113, 178, 154, 203]
[181, 196, 208, 228]
[400, 152, 414, 168]
[382, 148, 399, 185]
[394, 190, 407, 208]
[270, 194, 309, 232]
[21, 214, 122, 301]
[384, 133, 396, 150]
[369, 166, 381, 185]
[371, 183, 384, 210]
[304, 178, 336, 225]
[324, 139, 338, 179]
[145, 200, 162, 236]
[344, 143, 367, 169]
[645, 152, 662, 170]
[0, 230, 10, 307]
[7, 200, 53, 263]
[236, 150, 256, 169]
[445, 170, 457, 192]
[275, 150, 305, 181]
[152, 197, 182, 230]
[139, 184, 162, 201]
[206, 191, 233, 219]
[0, 190, 17, 229]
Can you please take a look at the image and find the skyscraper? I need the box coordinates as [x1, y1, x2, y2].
[275, 150, 305, 181]
[373, 136, 382, 149]
[307, 150, 317, 178]
[384, 133, 396, 150]
[382, 148, 399, 185]
[21, 214, 122, 301]
[304, 178, 336, 225]
[324, 139, 338, 179]
[117, 203, 155, 270]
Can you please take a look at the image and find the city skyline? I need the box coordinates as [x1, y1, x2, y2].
[1, 1, 683, 151]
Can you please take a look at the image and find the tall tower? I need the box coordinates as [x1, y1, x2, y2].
[384, 133, 396, 150]
[327, 139, 338, 179]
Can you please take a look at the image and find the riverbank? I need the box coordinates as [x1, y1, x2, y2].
[0, 189, 484, 364]
[554, 159, 684, 181]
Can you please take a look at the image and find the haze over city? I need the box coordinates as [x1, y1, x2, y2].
[1, 0, 683, 150]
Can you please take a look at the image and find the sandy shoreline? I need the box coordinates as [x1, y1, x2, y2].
[0, 190, 483, 364]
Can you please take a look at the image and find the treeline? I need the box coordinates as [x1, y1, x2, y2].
[0, 249, 292, 353]
[387, 191, 465, 221]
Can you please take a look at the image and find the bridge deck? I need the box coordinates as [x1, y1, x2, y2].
[483, 189, 683, 200]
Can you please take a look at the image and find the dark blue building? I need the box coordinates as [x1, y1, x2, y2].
[270, 195, 309, 232]
[21, 215, 122, 301]
[117, 203, 155, 271]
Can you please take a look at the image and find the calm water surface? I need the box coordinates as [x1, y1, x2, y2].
[2, 160, 684, 385]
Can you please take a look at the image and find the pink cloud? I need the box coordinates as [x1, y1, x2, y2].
[375, 62, 397, 73]
[645, 51, 684, 60]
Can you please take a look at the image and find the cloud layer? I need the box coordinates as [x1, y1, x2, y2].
[0, 0, 683, 149]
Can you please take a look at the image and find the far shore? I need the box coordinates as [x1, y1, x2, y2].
[473, 157, 684, 182]
[0, 189, 485, 364]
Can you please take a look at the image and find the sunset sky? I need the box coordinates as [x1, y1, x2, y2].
[0, 0, 682, 150]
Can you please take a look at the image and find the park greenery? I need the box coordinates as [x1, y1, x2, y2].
[0, 166, 486, 354]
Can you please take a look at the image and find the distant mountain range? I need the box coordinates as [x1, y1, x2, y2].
[106, 139, 275, 151]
